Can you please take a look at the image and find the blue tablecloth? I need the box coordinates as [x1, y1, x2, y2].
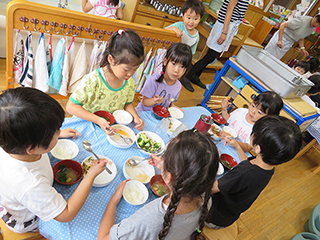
[39, 106, 242, 240]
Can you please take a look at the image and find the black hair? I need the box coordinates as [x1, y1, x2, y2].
[314, 14, 320, 24]
[107, 0, 119, 6]
[0, 87, 65, 154]
[306, 56, 320, 72]
[307, 74, 320, 94]
[182, 0, 205, 18]
[251, 115, 302, 165]
[253, 91, 283, 115]
[294, 61, 310, 73]
[156, 43, 192, 83]
[99, 29, 144, 70]
[158, 130, 219, 240]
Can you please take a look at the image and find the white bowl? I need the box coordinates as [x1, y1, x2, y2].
[82, 155, 117, 187]
[50, 139, 79, 160]
[122, 180, 149, 205]
[107, 124, 135, 149]
[113, 110, 133, 125]
[167, 118, 182, 135]
[123, 157, 155, 184]
[223, 126, 238, 139]
[217, 162, 224, 175]
[208, 123, 222, 141]
[135, 131, 165, 155]
[168, 107, 184, 119]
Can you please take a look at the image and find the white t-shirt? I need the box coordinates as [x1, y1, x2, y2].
[88, 0, 122, 19]
[0, 148, 66, 233]
[227, 108, 253, 144]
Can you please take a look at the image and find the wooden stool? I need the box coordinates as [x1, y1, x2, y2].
[0, 219, 46, 240]
[202, 221, 239, 240]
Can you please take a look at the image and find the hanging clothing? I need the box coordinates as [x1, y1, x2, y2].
[45, 34, 53, 74]
[89, 40, 99, 73]
[89, 41, 106, 72]
[13, 30, 24, 84]
[59, 38, 75, 96]
[152, 48, 166, 75]
[34, 33, 49, 92]
[47, 37, 65, 93]
[133, 47, 153, 90]
[19, 31, 33, 88]
[68, 41, 88, 93]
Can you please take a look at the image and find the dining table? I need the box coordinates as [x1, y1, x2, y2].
[39, 106, 244, 240]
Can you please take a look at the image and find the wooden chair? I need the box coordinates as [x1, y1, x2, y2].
[0, 219, 46, 240]
[201, 221, 239, 240]
[294, 139, 320, 174]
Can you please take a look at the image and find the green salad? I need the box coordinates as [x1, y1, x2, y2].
[137, 133, 162, 153]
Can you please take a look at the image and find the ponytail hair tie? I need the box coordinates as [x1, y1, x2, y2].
[161, 71, 164, 75]
[118, 29, 124, 35]
[196, 228, 202, 233]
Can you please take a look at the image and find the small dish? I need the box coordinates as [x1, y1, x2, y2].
[168, 107, 184, 119]
[123, 180, 149, 205]
[211, 112, 226, 125]
[153, 105, 170, 119]
[217, 162, 224, 175]
[123, 156, 155, 184]
[94, 110, 115, 125]
[222, 126, 238, 139]
[208, 123, 222, 140]
[167, 118, 182, 135]
[220, 154, 238, 170]
[53, 159, 84, 185]
[82, 155, 117, 187]
[107, 124, 135, 149]
[150, 174, 170, 197]
[135, 131, 165, 155]
[113, 110, 133, 125]
[50, 139, 79, 160]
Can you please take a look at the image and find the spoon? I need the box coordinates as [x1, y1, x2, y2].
[132, 145, 163, 154]
[166, 97, 178, 102]
[127, 153, 162, 167]
[106, 128, 133, 145]
[82, 140, 112, 174]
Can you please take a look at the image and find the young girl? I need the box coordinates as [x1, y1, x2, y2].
[220, 91, 283, 152]
[97, 130, 220, 240]
[82, 0, 123, 20]
[135, 43, 192, 112]
[66, 29, 145, 135]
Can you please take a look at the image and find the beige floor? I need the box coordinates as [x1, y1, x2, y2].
[1, 58, 320, 240]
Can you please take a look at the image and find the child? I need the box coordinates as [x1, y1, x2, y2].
[66, 29, 145, 135]
[220, 91, 283, 152]
[165, 0, 204, 55]
[206, 115, 302, 228]
[293, 60, 310, 75]
[0, 87, 107, 233]
[82, 0, 123, 20]
[301, 74, 320, 108]
[136, 43, 192, 112]
[303, 56, 320, 78]
[97, 130, 220, 240]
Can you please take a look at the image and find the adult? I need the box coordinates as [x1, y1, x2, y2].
[265, 15, 320, 60]
[181, 0, 249, 92]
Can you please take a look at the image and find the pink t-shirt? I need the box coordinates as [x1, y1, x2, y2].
[88, 0, 122, 19]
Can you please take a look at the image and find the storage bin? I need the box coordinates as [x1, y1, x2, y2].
[233, 76, 247, 89]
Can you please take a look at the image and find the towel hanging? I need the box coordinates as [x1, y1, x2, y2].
[12, 29, 24, 84]
[34, 32, 49, 92]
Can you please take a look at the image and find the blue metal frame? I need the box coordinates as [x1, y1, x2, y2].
[201, 58, 320, 126]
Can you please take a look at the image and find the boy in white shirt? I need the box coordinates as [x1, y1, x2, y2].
[0, 87, 107, 233]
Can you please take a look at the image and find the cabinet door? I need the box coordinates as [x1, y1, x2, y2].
[241, 85, 259, 102]
[134, 13, 163, 27]
[233, 94, 250, 109]
[163, 19, 176, 28]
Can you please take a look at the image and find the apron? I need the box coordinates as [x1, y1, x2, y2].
[264, 30, 294, 59]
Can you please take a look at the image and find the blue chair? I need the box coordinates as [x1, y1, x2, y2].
[291, 232, 320, 240]
[305, 203, 320, 236]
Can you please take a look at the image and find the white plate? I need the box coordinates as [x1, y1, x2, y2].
[222, 126, 238, 139]
[167, 118, 182, 135]
[82, 155, 117, 187]
[123, 180, 149, 205]
[50, 139, 79, 160]
[217, 162, 224, 175]
[135, 131, 165, 155]
[123, 157, 155, 184]
[208, 123, 222, 140]
[113, 110, 133, 125]
[168, 107, 184, 119]
[107, 124, 135, 149]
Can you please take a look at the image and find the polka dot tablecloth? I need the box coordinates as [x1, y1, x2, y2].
[39, 106, 241, 240]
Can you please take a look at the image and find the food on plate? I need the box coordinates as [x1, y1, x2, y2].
[82, 156, 98, 174]
[52, 145, 75, 159]
[168, 118, 173, 130]
[152, 182, 170, 196]
[125, 164, 151, 183]
[123, 183, 146, 205]
[56, 164, 78, 183]
[116, 129, 130, 137]
[137, 133, 162, 153]
[210, 124, 221, 136]
[221, 160, 232, 169]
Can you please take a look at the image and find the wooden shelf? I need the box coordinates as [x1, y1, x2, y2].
[221, 76, 240, 92]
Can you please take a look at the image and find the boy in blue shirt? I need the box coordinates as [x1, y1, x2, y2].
[165, 0, 204, 55]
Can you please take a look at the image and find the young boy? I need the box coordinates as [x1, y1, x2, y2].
[206, 115, 302, 228]
[165, 0, 204, 54]
[293, 61, 310, 75]
[0, 87, 107, 233]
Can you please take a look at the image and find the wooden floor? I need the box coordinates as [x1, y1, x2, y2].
[1, 58, 320, 239]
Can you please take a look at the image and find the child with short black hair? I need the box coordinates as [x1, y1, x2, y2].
[294, 60, 310, 75]
[97, 130, 220, 240]
[0, 87, 107, 233]
[206, 115, 302, 229]
[165, 0, 205, 54]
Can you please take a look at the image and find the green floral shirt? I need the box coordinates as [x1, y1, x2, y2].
[70, 68, 135, 113]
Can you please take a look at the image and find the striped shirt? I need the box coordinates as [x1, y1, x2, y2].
[218, 0, 249, 24]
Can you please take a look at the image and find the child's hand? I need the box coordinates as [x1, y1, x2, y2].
[134, 117, 144, 131]
[148, 154, 164, 171]
[219, 130, 231, 140]
[59, 128, 81, 138]
[86, 159, 110, 178]
[224, 136, 238, 147]
[110, 180, 130, 205]
[153, 95, 164, 104]
[221, 98, 230, 111]
[97, 117, 113, 135]
[172, 29, 182, 38]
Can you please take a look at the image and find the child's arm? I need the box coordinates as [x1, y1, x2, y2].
[142, 95, 164, 107]
[124, 103, 144, 131]
[54, 160, 108, 222]
[116, 7, 124, 19]
[148, 154, 164, 172]
[66, 100, 114, 135]
[211, 180, 220, 194]
[59, 129, 81, 139]
[166, 26, 183, 38]
[221, 98, 230, 121]
[277, 21, 289, 49]
[97, 180, 129, 240]
[225, 137, 250, 161]
[82, 0, 93, 12]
